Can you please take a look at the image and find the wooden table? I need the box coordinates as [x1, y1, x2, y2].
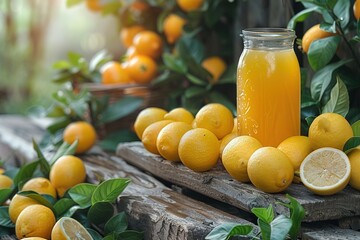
[1, 115, 360, 239]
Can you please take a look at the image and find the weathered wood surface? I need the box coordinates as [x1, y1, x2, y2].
[117, 142, 360, 223]
[0, 115, 256, 240]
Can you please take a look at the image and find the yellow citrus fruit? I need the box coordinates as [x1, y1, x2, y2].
[247, 147, 294, 193]
[21, 177, 57, 199]
[0, 168, 4, 174]
[0, 175, 13, 189]
[308, 113, 353, 150]
[348, 148, 360, 191]
[125, 55, 158, 84]
[49, 155, 87, 197]
[142, 120, 173, 154]
[156, 122, 192, 161]
[232, 117, 238, 133]
[178, 128, 220, 172]
[177, 0, 203, 12]
[163, 107, 194, 124]
[302, 24, 336, 53]
[277, 136, 313, 171]
[222, 136, 263, 183]
[219, 132, 237, 159]
[22, 238, 48, 240]
[194, 103, 234, 139]
[101, 61, 133, 85]
[163, 14, 187, 44]
[9, 194, 39, 223]
[51, 217, 93, 240]
[134, 107, 168, 140]
[85, 0, 102, 12]
[63, 121, 97, 154]
[120, 25, 146, 48]
[132, 31, 163, 59]
[16, 204, 56, 239]
[300, 147, 350, 195]
[354, 0, 360, 20]
[201, 56, 227, 83]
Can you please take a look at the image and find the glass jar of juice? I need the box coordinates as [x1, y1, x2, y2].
[237, 28, 300, 147]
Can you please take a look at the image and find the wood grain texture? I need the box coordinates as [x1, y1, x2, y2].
[117, 142, 360, 222]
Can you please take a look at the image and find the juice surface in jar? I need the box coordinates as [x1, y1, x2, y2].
[237, 29, 300, 147]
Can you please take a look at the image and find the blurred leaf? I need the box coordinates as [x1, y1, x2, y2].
[343, 137, 360, 153]
[186, 73, 207, 86]
[92, 178, 130, 204]
[333, 0, 351, 28]
[287, 7, 320, 29]
[178, 35, 205, 64]
[151, 70, 171, 86]
[205, 222, 253, 240]
[49, 140, 78, 166]
[184, 86, 208, 98]
[217, 64, 236, 84]
[98, 129, 139, 152]
[53, 60, 71, 70]
[319, 22, 337, 33]
[54, 198, 77, 217]
[89, 50, 112, 72]
[0, 206, 14, 228]
[13, 161, 38, 186]
[69, 183, 97, 208]
[305, 116, 317, 127]
[88, 201, 114, 225]
[322, 77, 349, 117]
[66, 0, 84, 7]
[352, 120, 360, 136]
[308, 36, 340, 71]
[101, 1, 123, 15]
[0, 189, 12, 206]
[87, 228, 103, 240]
[68, 52, 85, 66]
[117, 230, 145, 240]
[32, 139, 51, 177]
[270, 215, 292, 240]
[163, 53, 187, 74]
[104, 212, 128, 234]
[208, 91, 236, 116]
[46, 117, 71, 135]
[204, 0, 223, 27]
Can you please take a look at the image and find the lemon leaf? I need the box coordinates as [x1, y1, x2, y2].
[87, 228, 103, 240]
[91, 178, 131, 204]
[0, 189, 12, 206]
[343, 137, 360, 153]
[13, 160, 39, 187]
[251, 205, 274, 224]
[308, 36, 340, 71]
[53, 198, 77, 217]
[322, 77, 349, 117]
[205, 222, 253, 240]
[49, 140, 78, 166]
[32, 139, 51, 178]
[88, 201, 114, 225]
[104, 212, 128, 235]
[68, 183, 97, 208]
[287, 7, 320, 29]
[117, 230, 145, 240]
[352, 120, 360, 136]
[270, 215, 292, 240]
[0, 206, 14, 228]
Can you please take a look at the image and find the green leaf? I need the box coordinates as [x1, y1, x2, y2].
[68, 51, 85, 66]
[343, 137, 360, 153]
[258, 218, 271, 240]
[66, 0, 84, 7]
[0, 226, 13, 236]
[32, 139, 51, 178]
[310, 59, 353, 102]
[87, 228, 103, 240]
[308, 36, 340, 71]
[205, 222, 253, 240]
[177, 35, 205, 64]
[104, 212, 128, 234]
[352, 120, 360, 136]
[53, 60, 71, 70]
[305, 116, 316, 127]
[100, 96, 143, 124]
[88, 201, 114, 225]
[98, 129, 139, 151]
[91, 178, 131, 204]
[62, 205, 82, 218]
[13, 161, 39, 186]
[208, 91, 236, 116]
[319, 22, 337, 33]
[270, 215, 292, 240]
[54, 198, 77, 217]
[251, 205, 274, 224]
[184, 86, 208, 98]
[103, 233, 116, 240]
[322, 77, 349, 117]
[334, 0, 351, 29]
[217, 64, 236, 85]
[49, 140, 78, 166]
[186, 73, 207, 86]
[287, 7, 320, 29]
[46, 117, 71, 135]
[0, 206, 14, 228]
[0, 189, 12, 205]
[117, 230, 144, 240]
[89, 50, 112, 72]
[68, 183, 97, 208]
[163, 53, 187, 74]
[18, 191, 55, 211]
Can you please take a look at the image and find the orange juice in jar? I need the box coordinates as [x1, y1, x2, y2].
[237, 28, 300, 147]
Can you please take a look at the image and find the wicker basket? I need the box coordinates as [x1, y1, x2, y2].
[81, 83, 167, 138]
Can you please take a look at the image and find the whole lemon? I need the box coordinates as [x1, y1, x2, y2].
[134, 107, 168, 140]
[219, 132, 238, 160]
[348, 148, 360, 191]
[247, 147, 294, 193]
[164, 107, 194, 124]
[50, 155, 87, 197]
[142, 120, 173, 155]
[308, 113, 353, 150]
[21, 177, 57, 199]
[8, 194, 39, 223]
[63, 121, 97, 154]
[0, 175, 13, 189]
[201, 56, 227, 83]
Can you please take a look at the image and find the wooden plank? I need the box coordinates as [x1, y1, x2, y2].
[302, 228, 360, 240]
[116, 142, 360, 222]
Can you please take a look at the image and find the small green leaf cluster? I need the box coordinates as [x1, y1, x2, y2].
[205, 195, 305, 240]
[288, 0, 360, 135]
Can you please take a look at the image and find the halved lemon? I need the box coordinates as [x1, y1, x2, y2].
[51, 217, 93, 240]
[300, 147, 351, 195]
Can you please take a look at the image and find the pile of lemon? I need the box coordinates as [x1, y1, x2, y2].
[134, 103, 360, 196]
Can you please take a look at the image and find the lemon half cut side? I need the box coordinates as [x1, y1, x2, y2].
[300, 147, 351, 196]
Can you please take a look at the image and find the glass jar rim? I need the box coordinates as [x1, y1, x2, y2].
[241, 28, 296, 40]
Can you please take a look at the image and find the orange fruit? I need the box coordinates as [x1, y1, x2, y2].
[132, 31, 163, 59]
[354, 0, 360, 20]
[201, 56, 227, 83]
[120, 25, 146, 48]
[178, 128, 220, 172]
[126, 55, 158, 84]
[51, 217, 93, 240]
[163, 14, 187, 44]
[85, 0, 102, 12]
[134, 107, 168, 139]
[9, 194, 39, 223]
[101, 61, 133, 85]
[50, 155, 87, 197]
[163, 107, 194, 124]
[63, 121, 97, 154]
[21, 177, 57, 199]
[302, 24, 337, 53]
[141, 120, 173, 154]
[0, 175, 13, 189]
[16, 204, 56, 239]
[125, 45, 140, 59]
[177, 0, 203, 12]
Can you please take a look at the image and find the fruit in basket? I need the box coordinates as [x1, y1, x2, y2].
[247, 147, 294, 193]
[157, 122, 192, 161]
[348, 148, 360, 191]
[132, 31, 163, 59]
[300, 147, 350, 195]
[101, 61, 133, 85]
[142, 120, 173, 154]
[125, 55, 158, 84]
[134, 107, 168, 139]
[301, 24, 337, 53]
[125, 46, 140, 59]
[120, 25, 146, 48]
[277, 135, 313, 171]
[219, 132, 237, 159]
[9, 194, 39, 223]
[0, 174, 13, 189]
[21, 177, 57, 199]
[178, 128, 220, 172]
[15, 204, 56, 239]
[177, 0, 204, 12]
[51, 217, 93, 240]
[354, 0, 360, 20]
[63, 121, 97, 154]
[201, 56, 227, 83]
[163, 14, 187, 44]
[308, 113, 353, 150]
[163, 107, 194, 124]
[194, 103, 234, 139]
[222, 136, 262, 182]
[49, 155, 87, 197]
